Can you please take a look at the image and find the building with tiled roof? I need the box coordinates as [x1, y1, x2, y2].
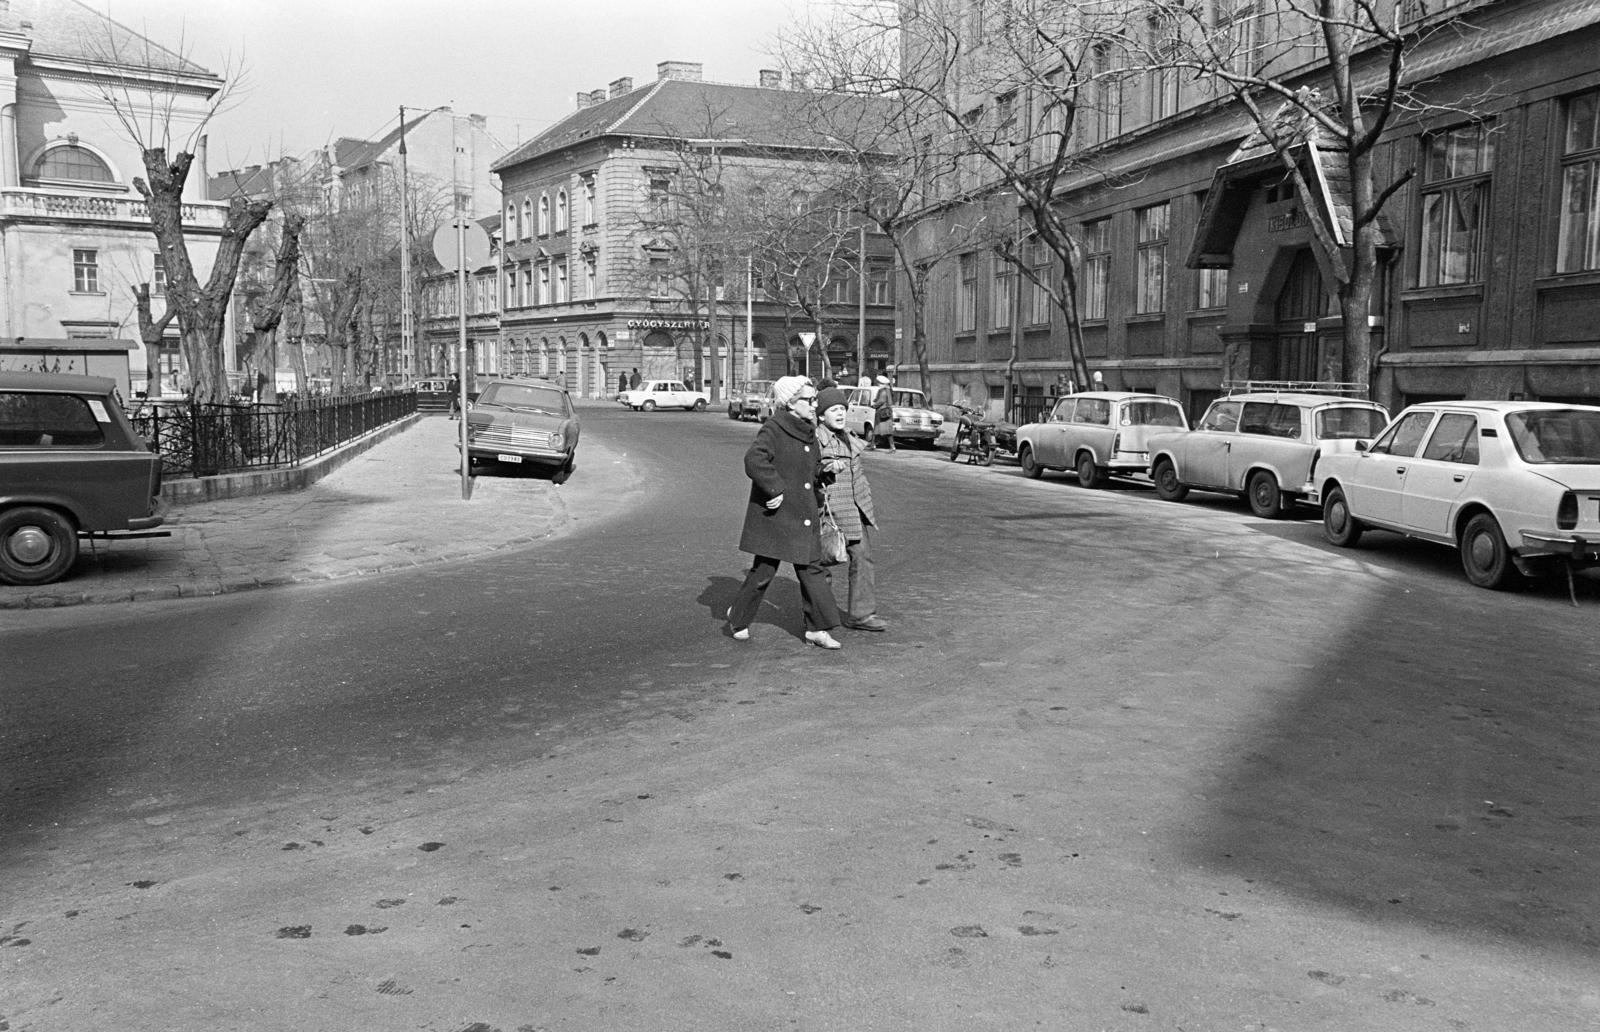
[487, 62, 900, 400]
[0, 0, 230, 397]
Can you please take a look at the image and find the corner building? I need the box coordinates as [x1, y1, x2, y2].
[491, 62, 899, 399]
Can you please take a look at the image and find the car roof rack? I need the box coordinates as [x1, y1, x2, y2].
[1221, 379, 1370, 397]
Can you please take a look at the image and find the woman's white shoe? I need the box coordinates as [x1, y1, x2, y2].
[727, 608, 750, 641]
[804, 630, 842, 650]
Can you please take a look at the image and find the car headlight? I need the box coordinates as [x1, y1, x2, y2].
[550, 431, 566, 450]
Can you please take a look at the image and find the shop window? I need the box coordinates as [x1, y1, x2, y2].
[1418, 122, 1493, 286]
[1559, 88, 1600, 273]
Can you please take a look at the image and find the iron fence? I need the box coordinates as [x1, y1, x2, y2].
[129, 390, 417, 479]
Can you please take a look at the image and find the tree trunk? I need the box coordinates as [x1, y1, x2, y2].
[133, 283, 176, 400]
[248, 213, 306, 405]
[133, 147, 272, 405]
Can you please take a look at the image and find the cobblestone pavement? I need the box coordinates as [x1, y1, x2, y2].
[1, 414, 598, 610]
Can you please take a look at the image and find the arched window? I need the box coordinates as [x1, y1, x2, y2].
[556, 190, 569, 233]
[520, 199, 532, 241]
[538, 194, 551, 236]
[33, 144, 114, 184]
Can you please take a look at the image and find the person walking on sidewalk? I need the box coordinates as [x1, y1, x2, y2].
[816, 386, 888, 632]
[726, 376, 845, 650]
[447, 372, 462, 420]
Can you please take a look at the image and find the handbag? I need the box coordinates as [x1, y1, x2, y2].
[819, 500, 848, 566]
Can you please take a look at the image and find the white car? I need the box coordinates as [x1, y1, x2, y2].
[1016, 391, 1187, 487]
[1317, 400, 1600, 589]
[618, 379, 709, 412]
[844, 385, 944, 446]
[1147, 389, 1389, 517]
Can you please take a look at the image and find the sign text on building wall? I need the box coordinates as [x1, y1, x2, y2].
[627, 318, 710, 331]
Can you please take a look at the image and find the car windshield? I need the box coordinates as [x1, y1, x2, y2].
[1505, 408, 1600, 463]
[1123, 400, 1185, 427]
[478, 384, 568, 415]
[1316, 405, 1387, 440]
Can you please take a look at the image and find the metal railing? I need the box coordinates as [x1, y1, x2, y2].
[129, 390, 417, 479]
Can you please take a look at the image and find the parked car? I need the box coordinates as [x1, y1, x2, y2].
[0, 371, 168, 586]
[1317, 400, 1600, 589]
[845, 385, 945, 446]
[462, 378, 579, 482]
[618, 379, 709, 412]
[1147, 387, 1389, 517]
[727, 379, 773, 421]
[1016, 391, 1188, 487]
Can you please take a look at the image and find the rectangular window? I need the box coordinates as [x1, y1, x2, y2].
[555, 262, 568, 303]
[648, 176, 671, 220]
[957, 253, 977, 332]
[521, 267, 533, 308]
[868, 263, 891, 305]
[1559, 89, 1600, 273]
[1198, 268, 1229, 309]
[992, 256, 1014, 329]
[582, 176, 596, 225]
[538, 265, 551, 305]
[1028, 239, 1053, 325]
[505, 269, 517, 307]
[73, 248, 99, 293]
[584, 255, 597, 299]
[1082, 218, 1111, 320]
[1146, 17, 1179, 123]
[828, 274, 851, 305]
[1419, 123, 1493, 286]
[1135, 203, 1169, 314]
[152, 253, 167, 295]
[649, 257, 671, 297]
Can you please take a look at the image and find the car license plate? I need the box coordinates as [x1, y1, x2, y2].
[497, 453, 522, 463]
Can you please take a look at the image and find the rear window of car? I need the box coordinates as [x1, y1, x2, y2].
[1506, 408, 1600, 463]
[891, 390, 929, 409]
[0, 390, 106, 448]
[1317, 405, 1388, 440]
[1122, 399, 1185, 427]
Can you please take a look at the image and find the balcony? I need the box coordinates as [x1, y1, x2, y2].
[0, 187, 230, 229]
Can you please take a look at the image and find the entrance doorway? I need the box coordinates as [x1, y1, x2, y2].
[1257, 249, 1328, 382]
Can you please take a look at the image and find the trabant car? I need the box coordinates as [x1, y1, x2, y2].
[463, 378, 579, 482]
[727, 380, 773, 421]
[1317, 400, 1600, 589]
[1016, 391, 1188, 487]
[845, 385, 945, 446]
[1147, 387, 1388, 517]
[0, 371, 167, 586]
[618, 379, 709, 412]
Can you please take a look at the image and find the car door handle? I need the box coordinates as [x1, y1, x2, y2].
[1453, 474, 1465, 482]
[1395, 466, 1406, 475]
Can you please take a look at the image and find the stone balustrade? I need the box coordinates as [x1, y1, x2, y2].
[0, 188, 229, 228]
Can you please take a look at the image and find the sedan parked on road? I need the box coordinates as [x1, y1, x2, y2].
[844, 385, 945, 446]
[1016, 391, 1187, 487]
[618, 379, 709, 412]
[1147, 388, 1389, 517]
[1317, 400, 1600, 588]
[463, 378, 579, 482]
[0, 371, 167, 585]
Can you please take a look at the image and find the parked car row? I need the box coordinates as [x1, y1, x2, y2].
[1009, 384, 1600, 591]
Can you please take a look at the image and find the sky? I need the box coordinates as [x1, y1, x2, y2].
[98, 0, 804, 169]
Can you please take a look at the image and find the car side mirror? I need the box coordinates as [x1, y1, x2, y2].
[1355, 440, 1369, 452]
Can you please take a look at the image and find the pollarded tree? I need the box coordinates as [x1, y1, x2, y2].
[90, 27, 272, 404]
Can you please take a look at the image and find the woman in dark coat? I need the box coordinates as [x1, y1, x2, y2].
[726, 376, 845, 649]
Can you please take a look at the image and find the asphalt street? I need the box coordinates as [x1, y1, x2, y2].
[2, 406, 1597, 1032]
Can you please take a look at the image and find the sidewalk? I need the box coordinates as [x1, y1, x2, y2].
[1, 415, 576, 610]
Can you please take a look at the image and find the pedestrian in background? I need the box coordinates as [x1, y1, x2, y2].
[726, 375, 845, 650]
[872, 374, 896, 451]
[617, 371, 628, 395]
[815, 386, 888, 632]
[629, 368, 642, 389]
[447, 372, 461, 419]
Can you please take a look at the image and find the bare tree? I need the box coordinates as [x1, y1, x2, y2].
[88, 26, 271, 404]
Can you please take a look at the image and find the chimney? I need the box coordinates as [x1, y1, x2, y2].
[576, 91, 593, 109]
[656, 61, 703, 82]
[758, 69, 782, 89]
[589, 89, 607, 106]
[790, 70, 810, 90]
[609, 76, 634, 98]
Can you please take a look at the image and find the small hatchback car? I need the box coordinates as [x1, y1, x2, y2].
[1016, 391, 1188, 487]
[0, 371, 167, 585]
[1316, 400, 1600, 589]
[1146, 388, 1389, 517]
[463, 378, 580, 482]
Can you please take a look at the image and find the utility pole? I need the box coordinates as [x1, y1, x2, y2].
[398, 105, 413, 380]
[857, 222, 867, 383]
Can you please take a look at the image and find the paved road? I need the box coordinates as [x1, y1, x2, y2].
[3, 407, 1597, 1031]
